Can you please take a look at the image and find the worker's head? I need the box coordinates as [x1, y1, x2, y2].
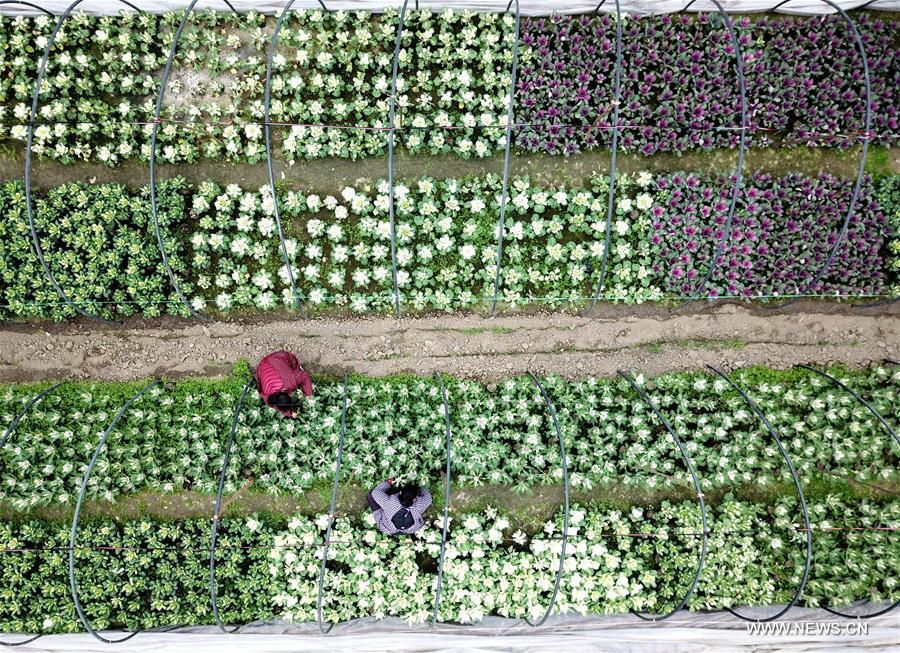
[269, 392, 299, 414]
[398, 485, 420, 508]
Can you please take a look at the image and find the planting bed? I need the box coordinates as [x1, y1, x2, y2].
[0, 4, 898, 647]
[0, 364, 898, 631]
[0, 171, 897, 320]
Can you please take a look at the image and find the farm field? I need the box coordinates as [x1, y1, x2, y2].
[0, 2, 898, 650]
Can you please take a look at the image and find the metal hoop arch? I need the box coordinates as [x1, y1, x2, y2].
[0, 381, 65, 449]
[584, 0, 622, 314]
[796, 364, 899, 618]
[431, 373, 453, 626]
[0, 0, 52, 16]
[707, 365, 812, 622]
[208, 375, 254, 634]
[488, 0, 521, 315]
[316, 374, 349, 635]
[262, 0, 314, 319]
[763, 0, 871, 311]
[149, 0, 238, 321]
[0, 634, 42, 648]
[617, 370, 709, 621]
[0, 379, 64, 646]
[673, 0, 748, 310]
[798, 365, 898, 447]
[21, 0, 141, 325]
[68, 379, 161, 644]
[853, 298, 899, 310]
[385, 0, 411, 319]
[522, 372, 569, 627]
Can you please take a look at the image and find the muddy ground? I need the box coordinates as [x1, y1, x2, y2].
[0, 303, 897, 383]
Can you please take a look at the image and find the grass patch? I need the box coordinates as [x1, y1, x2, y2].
[455, 326, 515, 335]
[643, 338, 747, 354]
[865, 145, 894, 177]
[4, 477, 895, 532]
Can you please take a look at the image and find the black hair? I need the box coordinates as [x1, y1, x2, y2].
[398, 485, 420, 508]
[269, 392, 299, 413]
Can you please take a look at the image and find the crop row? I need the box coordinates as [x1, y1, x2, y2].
[0, 496, 896, 632]
[517, 12, 899, 156]
[0, 364, 896, 510]
[0, 171, 896, 321]
[0, 10, 896, 165]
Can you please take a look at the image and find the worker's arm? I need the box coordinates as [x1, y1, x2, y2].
[296, 369, 313, 397]
[411, 488, 432, 513]
[371, 479, 392, 506]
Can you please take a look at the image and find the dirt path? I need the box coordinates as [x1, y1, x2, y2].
[7, 475, 893, 533]
[0, 304, 897, 383]
[2, 144, 894, 194]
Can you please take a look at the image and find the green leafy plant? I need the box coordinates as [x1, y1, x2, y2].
[0, 366, 896, 510]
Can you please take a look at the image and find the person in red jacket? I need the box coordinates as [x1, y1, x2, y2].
[255, 351, 313, 418]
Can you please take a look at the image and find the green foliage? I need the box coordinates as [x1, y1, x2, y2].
[0, 366, 896, 509]
[0, 496, 896, 631]
[873, 175, 900, 292]
[0, 516, 277, 633]
[2, 173, 898, 320]
[0, 10, 516, 165]
[0, 179, 189, 320]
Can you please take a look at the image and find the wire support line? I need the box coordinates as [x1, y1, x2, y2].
[1, 524, 896, 557]
[385, 0, 410, 319]
[762, 0, 872, 313]
[432, 373, 454, 627]
[3, 117, 886, 140]
[22, 0, 122, 326]
[262, 0, 308, 319]
[149, 0, 241, 322]
[794, 365, 900, 620]
[68, 379, 161, 644]
[707, 365, 813, 623]
[798, 364, 899, 448]
[522, 372, 569, 627]
[0, 382, 65, 449]
[209, 375, 254, 635]
[618, 370, 708, 622]
[488, 0, 521, 316]
[584, 0, 622, 314]
[0, 292, 894, 311]
[672, 0, 748, 313]
[316, 374, 349, 636]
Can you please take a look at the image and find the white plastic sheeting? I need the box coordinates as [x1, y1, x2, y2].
[0, 0, 898, 16]
[4, 609, 900, 653]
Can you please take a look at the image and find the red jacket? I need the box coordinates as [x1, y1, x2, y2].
[255, 351, 313, 417]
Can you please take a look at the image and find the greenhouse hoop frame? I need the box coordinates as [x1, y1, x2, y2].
[0, 364, 898, 641]
[707, 365, 812, 623]
[617, 370, 709, 621]
[68, 379, 162, 643]
[1, 0, 890, 318]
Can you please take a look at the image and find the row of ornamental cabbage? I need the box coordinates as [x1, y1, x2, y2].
[0, 365, 896, 509]
[516, 13, 898, 156]
[0, 172, 894, 321]
[0, 10, 896, 165]
[0, 496, 896, 632]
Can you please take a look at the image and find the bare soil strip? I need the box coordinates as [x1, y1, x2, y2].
[2, 145, 894, 195]
[1, 304, 897, 383]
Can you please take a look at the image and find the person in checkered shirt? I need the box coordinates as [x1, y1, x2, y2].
[366, 478, 432, 535]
